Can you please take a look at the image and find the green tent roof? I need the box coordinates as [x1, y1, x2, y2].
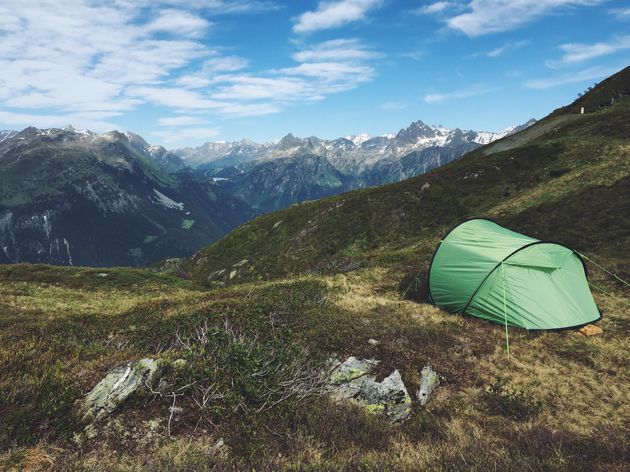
[428, 219, 600, 330]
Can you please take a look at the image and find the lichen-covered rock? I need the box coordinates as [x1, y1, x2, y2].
[81, 358, 162, 422]
[208, 268, 226, 281]
[329, 356, 411, 422]
[417, 365, 439, 406]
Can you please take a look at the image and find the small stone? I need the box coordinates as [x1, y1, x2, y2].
[368, 338, 379, 346]
[417, 365, 439, 406]
[96, 273, 109, 277]
[81, 358, 162, 423]
[273, 221, 283, 229]
[232, 259, 249, 267]
[229, 270, 237, 279]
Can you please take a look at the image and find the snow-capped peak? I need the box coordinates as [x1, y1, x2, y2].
[345, 133, 371, 145]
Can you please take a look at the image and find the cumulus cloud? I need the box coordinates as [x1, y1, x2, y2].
[293, 0, 382, 33]
[444, 0, 603, 37]
[143, 9, 211, 37]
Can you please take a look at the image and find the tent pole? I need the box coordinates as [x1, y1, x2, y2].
[501, 262, 511, 359]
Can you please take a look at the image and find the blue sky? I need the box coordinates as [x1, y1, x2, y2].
[0, 1, 628, 146]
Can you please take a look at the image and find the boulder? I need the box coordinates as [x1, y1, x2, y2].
[329, 356, 412, 422]
[417, 365, 439, 406]
[81, 358, 162, 422]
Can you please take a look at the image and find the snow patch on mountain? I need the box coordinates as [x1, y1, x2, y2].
[153, 189, 184, 211]
[345, 133, 371, 145]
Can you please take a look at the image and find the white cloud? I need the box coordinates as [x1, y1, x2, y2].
[126, 0, 279, 15]
[610, 7, 630, 19]
[143, 9, 211, 37]
[486, 40, 529, 57]
[424, 86, 490, 103]
[129, 87, 224, 110]
[292, 38, 377, 62]
[0, 1, 378, 134]
[524, 65, 618, 89]
[293, 0, 382, 33]
[0, 0, 211, 119]
[211, 76, 316, 101]
[415, 2, 457, 15]
[210, 39, 378, 105]
[552, 35, 630, 65]
[446, 0, 603, 37]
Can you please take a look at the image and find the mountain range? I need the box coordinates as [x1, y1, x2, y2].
[0, 119, 534, 266]
[176, 120, 535, 212]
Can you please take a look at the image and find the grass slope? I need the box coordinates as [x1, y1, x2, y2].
[1, 68, 629, 470]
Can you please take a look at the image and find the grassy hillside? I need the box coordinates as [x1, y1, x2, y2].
[185, 72, 630, 286]
[1, 68, 629, 470]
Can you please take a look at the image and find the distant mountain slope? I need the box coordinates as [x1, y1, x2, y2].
[220, 153, 350, 213]
[0, 127, 256, 266]
[185, 66, 630, 285]
[182, 120, 534, 212]
[0, 130, 17, 143]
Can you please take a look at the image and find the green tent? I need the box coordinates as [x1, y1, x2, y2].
[428, 219, 600, 330]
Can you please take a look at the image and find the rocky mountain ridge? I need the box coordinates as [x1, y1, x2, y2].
[175, 119, 536, 175]
[0, 126, 255, 266]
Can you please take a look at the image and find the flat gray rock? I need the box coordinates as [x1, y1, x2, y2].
[328, 356, 411, 422]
